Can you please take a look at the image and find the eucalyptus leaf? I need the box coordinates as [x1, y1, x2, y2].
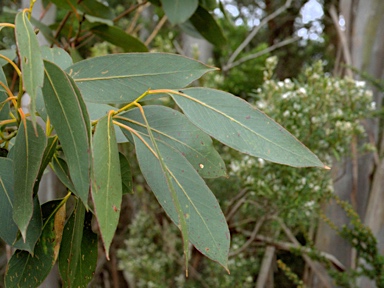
[91, 114, 122, 258]
[172, 88, 325, 168]
[66, 53, 215, 104]
[43, 60, 91, 206]
[12, 120, 46, 240]
[132, 133, 230, 270]
[116, 105, 226, 178]
[160, 0, 198, 24]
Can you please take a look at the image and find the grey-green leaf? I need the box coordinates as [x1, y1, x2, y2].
[172, 88, 325, 168]
[42, 60, 91, 206]
[119, 153, 133, 195]
[161, 0, 198, 24]
[0, 158, 18, 245]
[66, 53, 215, 104]
[117, 105, 226, 178]
[132, 133, 230, 270]
[13, 119, 46, 239]
[91, 114, 122, 258]
[41, 46, 73, 70]
[15, 11, 44, 126]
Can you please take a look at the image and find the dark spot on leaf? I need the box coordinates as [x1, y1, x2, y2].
[205, 248, 210, 252]
[246, 115, 250, 119]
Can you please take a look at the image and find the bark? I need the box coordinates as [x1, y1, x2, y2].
[312, 0, 384, 287]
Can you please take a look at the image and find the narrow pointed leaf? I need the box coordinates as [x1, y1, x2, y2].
[172, 88, 325, 168]
[13, 119, 46, 239]
[51, 156, 77, 193]
[117, 105, 226, 178]
[0, 67, 10, 121]
[15, 11, 44, 126]
[36, 136, 58, 181]
[189, 6, 226, 46]
[13, 197, 43, 254]
[91, 25, 148, 52]
[59, 199, 85, 288]
[132, 134, 230, 270]
[119, 153, 133, 195]
[42, 60, 91, 205]
[66, 53, 215, 104]
[0, 158, 18, 245]
[50, 0, 114, 19]
[5, 200, 66, 288]
[91, 114, 122, 258]
[161, 0, 198, 24]
[71, 210, 98, 288]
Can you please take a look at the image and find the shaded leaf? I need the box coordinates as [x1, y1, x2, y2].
[41, 46, 73, 70]
[59, 199, 85, 288]
[119, 152, 133, 195]
[42, 60, 91, 205]
[189, 6, 226, 46]
[0, 67, 10, 121]
[66, 53, 215, 104]
[15, 11, 44, 126]
[161, 0, 198, 24]
[91, 114, 122, 258]
[30, 17, 56, 45]
[0, 158, 18, 245]
[13, 119, 46, 239]
[5, 199, 66, 288]
[172, 88, 325, 168]
[117, 105, 226, 178]
[132, 133, 230, 270]
[13, 197, 43, 254]
[36, 136, 58, 182]
[91, 25, 148, 52]
[71, 210, 98, 287]
[51, 156, 76, 193]
[50, 0, 114, 19]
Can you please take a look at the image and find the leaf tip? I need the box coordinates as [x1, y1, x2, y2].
[324, 165, 331, 170]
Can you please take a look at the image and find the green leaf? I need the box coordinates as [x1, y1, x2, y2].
[91, 25, 148, 52]
[0, 67, 10, 121]
[0, 158, 18, 245]
[71, 210, 98, 288]
[0, 49, 16, 66]
[86, 102, 128, 143]
[42, 60, 91, 206]
[132, 133, 230, 270]
[30, 17, 56, 45]
[36, 136, 58, 182]
[66, 53, 215, 104]
[59, 199, 85, 288]
[13, 197, 43, 254]
[91, 114, 122, 258]
[171, 88, 325, 168]
[119, 152, 133, 195]
[199, 0, 217, 10]
[50, 0, 114, 19]
[5, 199, 67, 288]
[116, 105, 226, 178]
[160, 0, 198, 24]
[15, 11, 44, 127]
[41, 47, 73, 70]
[189, 6, 226, 46]
[13, 119, 46, 239]
[51, 156, 76, 193]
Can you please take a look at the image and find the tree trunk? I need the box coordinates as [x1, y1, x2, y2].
[311, 0, 384, 287]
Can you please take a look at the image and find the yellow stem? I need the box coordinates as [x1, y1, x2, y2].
[0, 55, 21, 77]
[0, 23, 15, 29]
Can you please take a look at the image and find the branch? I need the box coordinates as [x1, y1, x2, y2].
[329, 4, 353, 77]
[145, 15, 168, 46]
[226, 0, 293, 66]
[229, 216, 267, 257]
[223, 36, 299, 72]
[256, 246, 276, 288]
